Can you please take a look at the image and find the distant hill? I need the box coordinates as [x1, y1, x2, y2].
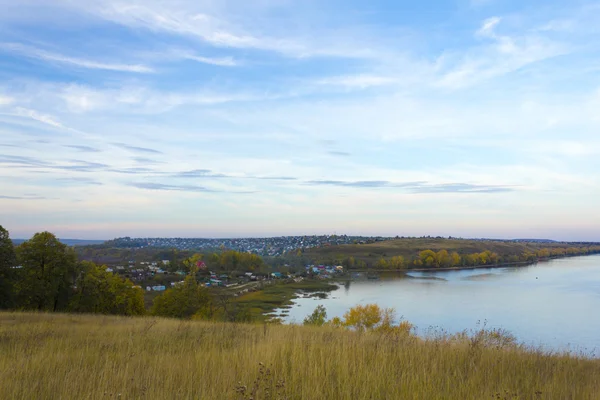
[12, 239, 106, 246]
[302, 237, 596, 265]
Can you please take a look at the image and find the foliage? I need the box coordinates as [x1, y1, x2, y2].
[0, 225, 17, 309]
[70, 261, 145, 316]
[15, 232, 78, 312]
[151, 268, 213, 319]
[303, 305, 327, 326]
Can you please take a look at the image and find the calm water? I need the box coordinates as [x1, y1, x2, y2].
[280, 255, 600, 354]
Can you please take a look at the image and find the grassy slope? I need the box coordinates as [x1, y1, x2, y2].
[1, 313, 599, 399]
[303, 238, 582, 265]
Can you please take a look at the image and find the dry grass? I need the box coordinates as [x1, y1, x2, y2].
[1, 312, 599, 399]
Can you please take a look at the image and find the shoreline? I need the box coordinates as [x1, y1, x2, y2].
[343, 253, 600, 274]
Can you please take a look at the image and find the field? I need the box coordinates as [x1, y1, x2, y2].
[303, 238, 589, 266]
[1, 312, 599, 399]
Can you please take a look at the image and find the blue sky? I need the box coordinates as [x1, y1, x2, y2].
[1, 0, 600, 240]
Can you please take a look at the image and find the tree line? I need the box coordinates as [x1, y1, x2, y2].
[0, 226, 145, 315]
[0, 226, 252, 321]
[336, 246, 600, 270]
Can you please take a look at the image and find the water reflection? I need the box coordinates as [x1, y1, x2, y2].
[279, 255, 600, 354]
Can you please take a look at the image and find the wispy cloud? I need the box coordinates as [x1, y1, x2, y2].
[64, 145, 102, 153]
[0, 194, 46, 200]
[0, 95, 14, 106]
[112, 143, 163, 154]
[13, 107, 64, 129]
[328, 150, 351, 157]
[305, 180, 516, 193]
[476, 17, 502, 38]
[1, 42, 154, 73]
[128, 182, 215, 192]
[174, 169, 229, 178]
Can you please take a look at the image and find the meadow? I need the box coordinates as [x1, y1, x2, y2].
[1, 312, 599, 399]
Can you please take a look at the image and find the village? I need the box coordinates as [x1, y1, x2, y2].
[106, 259, 345, 293]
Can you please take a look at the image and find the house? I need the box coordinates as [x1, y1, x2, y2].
[271, 272, 283, 279]
[105, 267, 113, 273]
[162, 260, 170, 265]
[197, 261, 207, 270]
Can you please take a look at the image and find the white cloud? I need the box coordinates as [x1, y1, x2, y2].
[0, 42, 154, 73]
[0, 95, 14, 106]
[13, 107, 64, 128]
[315, 75, 397, 89]
[476, 17, 501, 38]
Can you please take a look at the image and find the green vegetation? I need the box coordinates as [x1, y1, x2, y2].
[232, 281, 338, 322]
[1, 227, 145, 316]
[1, 312, 599, 399]
[301, 237, 600, 270]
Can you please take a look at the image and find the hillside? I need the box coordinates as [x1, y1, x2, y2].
[1, 312, 599, 399]
[302, 237, 598, 266]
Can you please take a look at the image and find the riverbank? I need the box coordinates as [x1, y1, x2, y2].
[231, 280, 338, 322]
[2, 312, 599, 399]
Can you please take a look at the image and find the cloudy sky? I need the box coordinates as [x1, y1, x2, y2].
[1, 0, 599, 240]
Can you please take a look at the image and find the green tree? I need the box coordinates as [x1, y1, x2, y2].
[70, 261, 144, 316]
[151, 268, 212, 319]
[16, 232, 78, 311]
[303, 305, 327, 326]
[0, 225, 17, 309]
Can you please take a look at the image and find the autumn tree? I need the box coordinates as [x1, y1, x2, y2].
[450, 252, 461, 267]
[385, 256, 404, 270]
[418, 250, 437, 267]
[375, 258, 389, 269]
[16, 232, 78, 312]
[70, 261, 145, 316]
[435, 250, 451, 268]
[340, 304, 413, 334]
[0, 225, 17, 309]
[151, 267, 212, 319]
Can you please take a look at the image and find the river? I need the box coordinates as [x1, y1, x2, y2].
[278, 254, 600, 355]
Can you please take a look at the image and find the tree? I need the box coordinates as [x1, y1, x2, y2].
[151, 268, 212, 319]
[418, 250, 437, 267]
[340, 304, 413, 334]
[16, 232, 78, 311]
[342, 304, 388, 332]
[450, 252, 461, 267]
[435, 250, 450, 268]
[303, 305, 327, 326]
[388, 256, 405, 270]
[375, 258, 389, 269]
[0, 225, 17, 309]
[70, 262, 145, 316]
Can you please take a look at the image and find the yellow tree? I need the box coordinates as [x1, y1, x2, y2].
[450, 252, 461, 267]
[435, 250, 450, 268]
[419, 250, 437, 267]
[388, 256, 405, 270]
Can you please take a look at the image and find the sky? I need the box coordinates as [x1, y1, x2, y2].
[1, 0, 600, 241]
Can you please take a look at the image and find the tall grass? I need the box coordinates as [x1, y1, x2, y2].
[1, 312, 599, 399]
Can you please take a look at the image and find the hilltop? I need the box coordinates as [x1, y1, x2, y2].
[301, 237, 600, 267]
